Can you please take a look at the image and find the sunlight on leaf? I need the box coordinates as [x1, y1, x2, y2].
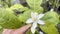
[26, 0, 43, 13]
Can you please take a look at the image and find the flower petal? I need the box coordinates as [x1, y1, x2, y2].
[39, 31, 44, 34]
[31, 12, 38, 19]
[38, 14, 44, 19]
[51, 9, 54, 11]
[32, 22, 37, 28]
[26, 18, 33, 23]
[31, 27, 35, 34]
[38, 20, 45, 25]
[31, 22, 37, 33]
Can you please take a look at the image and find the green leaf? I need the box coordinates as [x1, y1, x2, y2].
[18, 10, 31, 22]
[40, 24, 59, 34]
[26, 29, 32, 34]
[0, 26, 3, 34]
[26, 29, 39, 34]
[0, 8, 22, 29]
[10, 4, 29, 13]
[57, 23, 60, 33]
[26, 0, 43, 13]
[42, 11, 59, 25]
[0, 29, 3, 34]
[10, 4, 24, 10]
[0, 1, 8, 8]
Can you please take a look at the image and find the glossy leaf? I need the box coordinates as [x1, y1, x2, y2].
[40, 23, 59, 34]
[10, 4, 24, 10]
[26, 0, 43, 13]
[18, 9, 31, 22]
[42, 11, 59, 25]
[0, 8, 22, 29]
[10, 4, 29, 12]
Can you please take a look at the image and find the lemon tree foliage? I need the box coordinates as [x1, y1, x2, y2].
[26, 0, 43, 13]
[42, 11, 59, 25]
[10, 4, 29, 15]
[40, 24, 59, 34]
[0, 8, 23, 29]
[10, 4, 24, 10]
[40, 11, 59, 34]
[26, 0, 59, 34]
[18, 10, 31, 22]
[0, 0, 60, 34]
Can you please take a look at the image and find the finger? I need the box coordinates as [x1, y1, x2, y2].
[2, 29, 14, 34]
[13, 24, 31, 34]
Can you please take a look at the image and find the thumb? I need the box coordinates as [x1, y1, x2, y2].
[13, 24, 31, 34]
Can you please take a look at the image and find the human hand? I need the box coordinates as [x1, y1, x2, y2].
[2, 24, 31, 34]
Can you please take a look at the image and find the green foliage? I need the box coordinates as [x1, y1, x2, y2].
[26, 29, 32, 34]
[0, 1, 8, 8]
[42, 11, 59, 25]
[18, 9, 31, 22]
[40, 24, 59, 34]
[0, 26, 3, 34]
[0, 8, 23, 29]
[0, 0, 60, 34]
[57, 17, 60, 33]
[26, 0, 43, 13]
[40, 10, 59, 34]
[57, 23, 60, 34]
[10, 4, 24, 10]
[10, 4, 29, 14]
[26, 29, 39, 34]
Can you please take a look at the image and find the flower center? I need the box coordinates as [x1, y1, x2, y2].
[34, 18, 37, 21]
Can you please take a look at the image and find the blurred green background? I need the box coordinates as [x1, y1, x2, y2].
[0, 0, 60, 34]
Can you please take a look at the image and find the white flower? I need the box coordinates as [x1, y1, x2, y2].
[51, 9, 54, 11]
[39, 31, 44, 34]
[26, 12, 45, 34]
